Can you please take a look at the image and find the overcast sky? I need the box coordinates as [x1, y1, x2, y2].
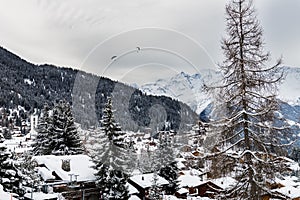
[0, 0, 299, 85]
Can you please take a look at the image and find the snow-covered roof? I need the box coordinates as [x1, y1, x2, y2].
[178, 175, 203, 188]
[177, 161, 186, 169]
[130, 173, 169, 189]
[33, 154, 96, 182]
[210, 177, 237, 190]
[163, 195, 179, 200]
[24, 192, 59, 200]
[127, 183, 139, 195]
[273, 186, 300, 198]
[129, 195, 141, 200]
[275, 177, 299, 187]
[177, 187, 189, 194]
[175, 157, 186, 162]
[181, 169, 202, 176]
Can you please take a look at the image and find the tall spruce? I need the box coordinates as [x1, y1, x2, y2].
[157, 132, 179, 195]
[90, 97, 129, 199]
[205, 0, 289, 199]
[51, 100, 83, 155]
[33, 103, 52, 155]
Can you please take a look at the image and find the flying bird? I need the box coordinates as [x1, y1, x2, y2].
[111, 55, 117, 60]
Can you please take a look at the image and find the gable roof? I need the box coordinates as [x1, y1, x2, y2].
[273, 186, 300, 198]
[130, 173, 169, 189]
[34, 154, 96, 182]
[210, 177, 237, 190]
[178, 175, 203, 188]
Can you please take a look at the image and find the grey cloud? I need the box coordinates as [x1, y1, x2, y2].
[0, 0, 299, 84]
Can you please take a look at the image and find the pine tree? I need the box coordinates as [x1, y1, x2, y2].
[90, 97, 129, 199]
[137, 146, 153, 174]
[33, 103, 52, 155]
[16, 152, 42, 195]
[157, 132, 179, 195]
[0, 144, 22, 194]
[205, 0, 289, 199]
[51, 100, 83, 155]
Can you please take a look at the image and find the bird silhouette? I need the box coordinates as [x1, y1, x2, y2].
[111, 55, 117, 60]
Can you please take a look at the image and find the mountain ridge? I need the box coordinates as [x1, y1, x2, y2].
[140, 66, 300, 113]
[140, 67, 300, 145]
[0, 46, 198, 132]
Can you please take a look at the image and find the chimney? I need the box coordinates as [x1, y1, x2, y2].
[62, 159, 70, 172]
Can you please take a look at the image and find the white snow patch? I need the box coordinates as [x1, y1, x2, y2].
[24, 192, 60, 200]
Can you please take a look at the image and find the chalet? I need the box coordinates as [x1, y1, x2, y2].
[33, 154, 98, 200]
[210, 177, 237, 191]
[128, 173, 169, 199]
[271, 186, 300, 200]
[177, 174, 238, 198]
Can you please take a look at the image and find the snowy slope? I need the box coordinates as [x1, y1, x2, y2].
[140, 66, 300, 114]
[141, 69, 221, 114]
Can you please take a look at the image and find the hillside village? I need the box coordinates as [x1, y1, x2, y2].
[1, 0, 300, 199]
[0, 103, 299, 200]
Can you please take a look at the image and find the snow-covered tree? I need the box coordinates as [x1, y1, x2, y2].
[90, 97, 129, 199]
[156, 132, 179, 195]
[0, 144, 22, 194]
[127, 138, 138, 175]
[137, 146, 153, 174]
[101, 97, 126, 147]
[149, 171, 161, 200]
[33, 103, 52, 155]
[205, 0, 289, 199]
[16, 152, 42, 195]
[50, 100, 83, 155]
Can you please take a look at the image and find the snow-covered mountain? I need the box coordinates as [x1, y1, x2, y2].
[141, 69, 221, 114]
[140, 66, 300, 145]
[140, 66, 300, 114]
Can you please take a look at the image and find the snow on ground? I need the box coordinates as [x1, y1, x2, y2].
[0, 184, 18, 200]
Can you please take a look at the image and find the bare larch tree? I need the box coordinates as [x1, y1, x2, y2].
[205, 0, 289, 199]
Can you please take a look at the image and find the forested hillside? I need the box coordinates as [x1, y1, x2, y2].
[0, 46, 197, 131]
